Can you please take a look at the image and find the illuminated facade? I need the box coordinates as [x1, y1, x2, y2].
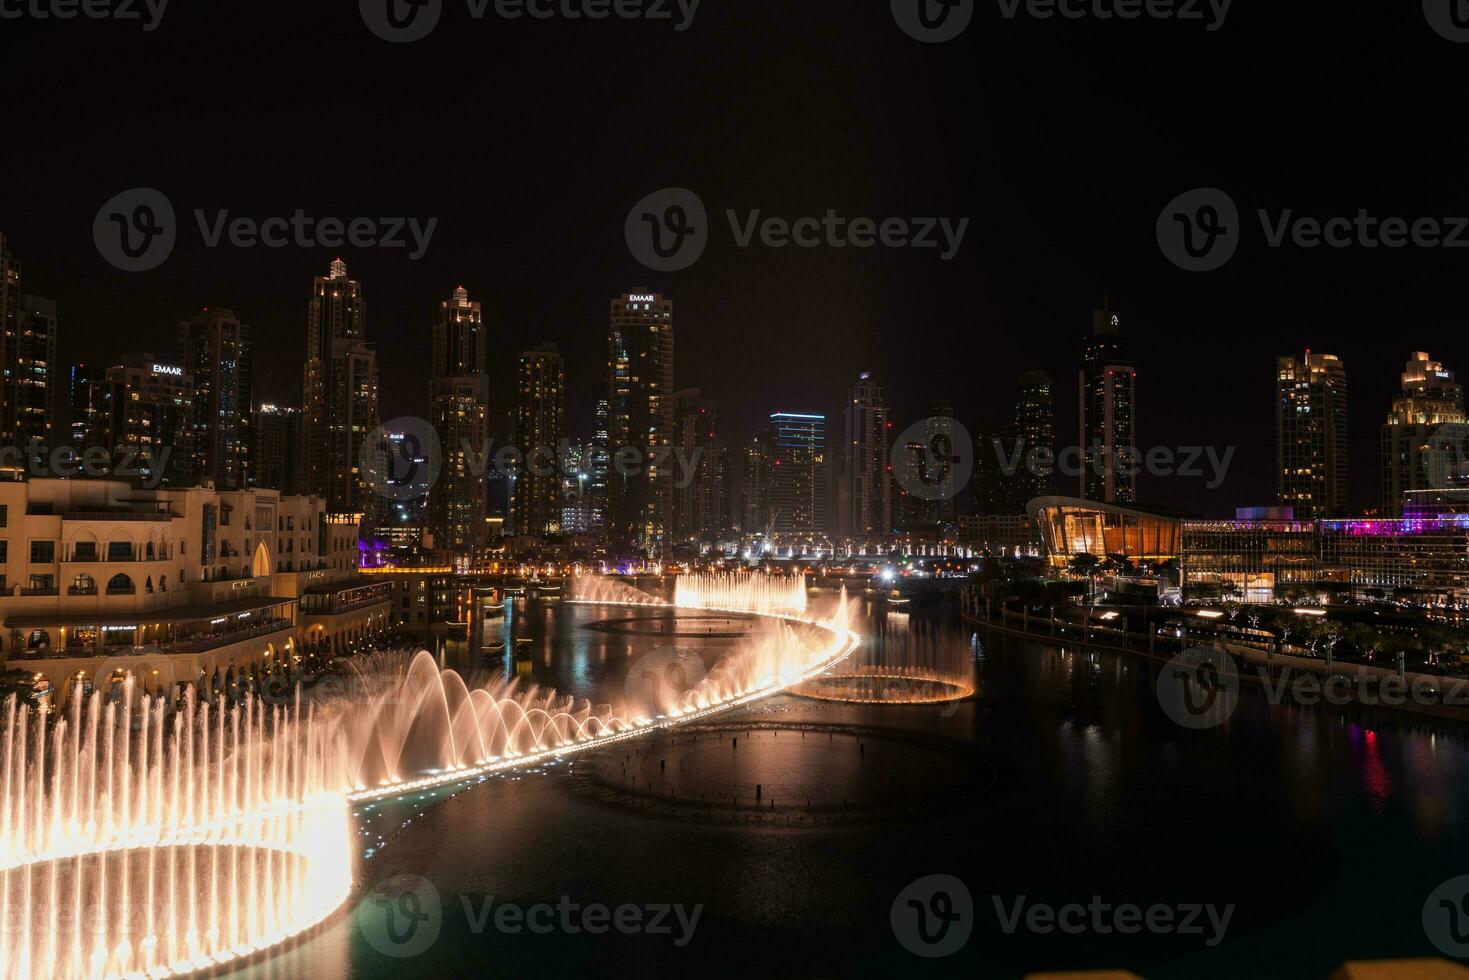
[1318, 516, 1469, 602]
[606, 291, 673, 556]
[1381, 351, 1466, 517]
[1277, 350, 1348, 519]
[0, 479, 390, 706]
[103, 354, 197, 487]
[839, 372, 891, 537]
[1029, 496, 1181, 564]
[1179, 517, 1318, 601]
[513, 342, 565, 537]
[302, 259, 378, 515]
[429, 286, 490, 552]
[766, 411, 827, 535]
[178, 307, 253, 490]
[1079, 304, 1136, 504]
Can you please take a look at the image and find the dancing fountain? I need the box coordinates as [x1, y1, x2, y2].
[673, 571, 808, 615]
[792, 619, 976, 704]
[0, 682, 351, 979]
[0, 573, 861, 978]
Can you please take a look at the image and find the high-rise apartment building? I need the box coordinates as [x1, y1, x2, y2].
[1079, 304, 1137, 503]
[69, 364, 104, 451]
[606, 291, 673, 556]
[1277, 350, 1349, 520]
[672, 391, 727, 543]
[302, 259, 378, 515]
[513, 342, 565, 537]
[1382, 351, 1465, 516]
[103, 355, 196, 487]
[428, 285, 490, 552]
[839, 372, 891, 538]
[178, 307, 252, 490]
[766, 412, 828, 535]
[253, 404, 303, 495]
[1014, 369, 1055, 504]
[15, 294, 55, 449]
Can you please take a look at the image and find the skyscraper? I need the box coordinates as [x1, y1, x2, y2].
[0, 235, 20, 448]
[1382, 351, 1464, 516]
[428, 286, 490, 552]
[302, 259, 378, 515]
[178, 307, 252, 490]
[672, 391, 727, 543]
[606, 291, 674, 556]
[69, 364, 103, 451]
[252, 404, 303, 495]
[103, 355, 196, 487]
[513, 342, 565, 537]
[839, 372, 891, 538]
[1079, 303, 1137, 503]
[15, 294, 55, 450]
[1014, 369, 1055, 504]
[1277, 350, 1349, 520]
[589, 398, 610, 539]
[739, 437, 768, 537]
[766, 412, 828, 536]
[924, 401, 957, 526]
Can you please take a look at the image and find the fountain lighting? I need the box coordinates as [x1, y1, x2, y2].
[673, 572, 808, 615]
[793, 620, 976, 704]
[0, 682, 352, 979]
[0, 575, 863, 977]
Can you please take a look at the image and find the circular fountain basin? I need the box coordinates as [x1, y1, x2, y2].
[791, 667, 976, 704]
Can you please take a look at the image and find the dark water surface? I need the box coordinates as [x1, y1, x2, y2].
[228, 598, 1469, 978]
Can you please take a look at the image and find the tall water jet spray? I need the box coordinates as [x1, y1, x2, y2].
[674, 572, 808, 615]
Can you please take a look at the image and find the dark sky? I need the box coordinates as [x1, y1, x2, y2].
[2, 2, 1466, 517]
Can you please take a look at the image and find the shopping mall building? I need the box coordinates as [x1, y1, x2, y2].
[0, 479, 394, 706]
[1029, 495, 1469, 605]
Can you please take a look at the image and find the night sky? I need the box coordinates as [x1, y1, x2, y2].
[2, 2, 1466, 517]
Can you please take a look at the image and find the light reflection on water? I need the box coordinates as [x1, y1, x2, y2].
[227, 598, 1469, 979]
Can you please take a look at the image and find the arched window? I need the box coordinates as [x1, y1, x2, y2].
[70, 573, 96, 596]
[106, 573, 135, 596]
[144, 576, 154, 594]
[145, 541, 155, 560]
[159, 576, 167, 592]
